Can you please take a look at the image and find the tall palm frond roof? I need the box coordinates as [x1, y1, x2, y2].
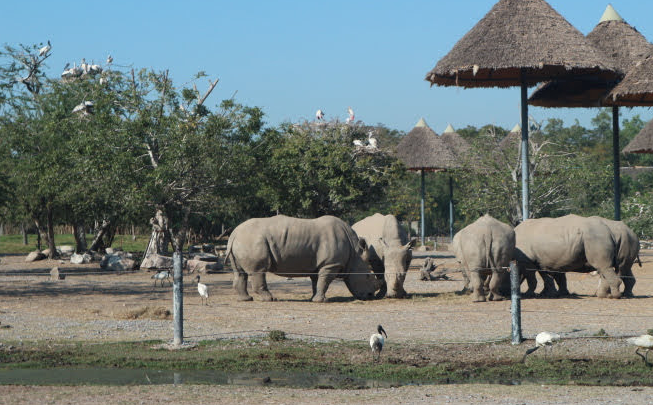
[425, 0, 618, 88]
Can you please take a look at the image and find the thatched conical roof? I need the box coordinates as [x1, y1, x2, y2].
[396, 119, 458, 171]
[425, 0, 618, 88]
[498, 124, 522, 151]
[529, 5, 652, 108]
[606, 55, 653, 106]
[440, 124, 472, 158]
[623, 119, 653, 154]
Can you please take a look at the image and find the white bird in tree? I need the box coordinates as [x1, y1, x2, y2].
[72, 101, 94, 115]
[522, 331, 560, 362]
[315, 109, 324, 121]
[106, 54, 113, 64]
[195, 275, 209, 305]
[627, 334, 653, 366]
[369, 325, 387, 362]
[39, 40, 51, 57]
[367, 131, 378, 149]
[346, 106, 355, 123]
[353, 139, 364, 147]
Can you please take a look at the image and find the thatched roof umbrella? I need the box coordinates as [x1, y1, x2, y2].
[440, 124, 473, 239]
[606, 54, 653, 107]
[396, 118, 457, 245]
[529, 4, 653, 220]
[623, 118, 653, 154]
[425, 0, 618, 220]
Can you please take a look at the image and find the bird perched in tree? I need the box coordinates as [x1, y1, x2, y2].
[369, 325, 387, 362]
[315, 109, 324, 121]
[151, 270, 171, 287]
[72, 101, 94, 116]
[195, 275, 209, 305]
[346, 106, 355, 123]
[627, 334, 653, 366]
[106, 54, 113, 64]
[353, 139, 364, 147]
[39, 40, 51, 57]
[367, 131, 378, 149]
[521, 331, 560, 362]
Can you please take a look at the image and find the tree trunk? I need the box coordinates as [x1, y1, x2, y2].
[73, 222, 87, 253]
[88, 219, 111, 252]
[45, 205, 56, 258]
[144, 209, 171, 258]
[21, 222, 28, 245]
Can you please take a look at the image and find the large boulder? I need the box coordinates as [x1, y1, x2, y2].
[101, 251, 136, 271]
[70, 252, 93, 264]
[58, 245, 75, 256]
[140, 254, 185, 270]
[186, 259, 223, 274]
[25, 251, 46, 262]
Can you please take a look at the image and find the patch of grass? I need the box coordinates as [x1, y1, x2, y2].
[594, 329, 609, 337]
[268, 330, 287, 342]
[119, 306, 172, 320]
[1, 339, 653, 387]
[0, 234, 149, 255]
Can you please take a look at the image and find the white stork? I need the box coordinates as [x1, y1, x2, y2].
[106, 54, 113, 64]
[521, 331, 560, 362]
[346, 106, 355, 123]
[367, 131, 378, 149]
[195, 275, 209, 305]
[369, 325, 387, 362]
[353, 139, 364, 147]
[39, 40, 51, 57]
[315, 109, 324, 121]
[627, 334, 653, 366]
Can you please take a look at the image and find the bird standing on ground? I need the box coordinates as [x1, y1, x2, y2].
[315, 109, 324, 121]
[627, 334, 653, 366]
[151, 270, 171, 287]
[521, 331, 560, 362]
[39, 40, 51, 57]
[370, 325, 387, 362]
[195, 275, 209, 305]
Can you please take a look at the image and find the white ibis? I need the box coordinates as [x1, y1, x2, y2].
[72, 101, 94, 115]
[151, 270, 171, 287]
[521, 331, 560, 362]
[627, 334, 653, 366]
[367, 131, 378, 149]
[106, 54, 113, 64]
[346, 106, 355, 123]
[39, 40, 51, 57]
[353, 139, 364, 147]
[195, 275, 209, 305]
[369, 325, 387, 361]
[315, 109, 324, 121]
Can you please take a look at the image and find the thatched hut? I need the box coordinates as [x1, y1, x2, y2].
[396, 119, 458, 245]
[440, 124, 472, 159]
[425, 0, 618, 221]
[606, 55, 653, 106]
[623, 119, 653, 154]
[528, 5, 653, 220]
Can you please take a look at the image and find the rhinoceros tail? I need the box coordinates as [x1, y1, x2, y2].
[225, 235, 236, 271]
[637, 254, 642, 267]
[484, 231, 497, 272]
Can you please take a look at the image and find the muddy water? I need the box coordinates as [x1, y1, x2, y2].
[0, 368, 397, 388]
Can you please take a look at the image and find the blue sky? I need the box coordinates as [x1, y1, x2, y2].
[3, 0, 653, 133]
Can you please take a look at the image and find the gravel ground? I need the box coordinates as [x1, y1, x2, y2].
[2, 251, 653, 403]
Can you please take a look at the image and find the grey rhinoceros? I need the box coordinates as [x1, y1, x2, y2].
[452, 214, 515, 302]
[547, 217, 640, 298]
[225, 215, 381, 303]
[352, 213, 416, 298]
[515, 214, 622, 298]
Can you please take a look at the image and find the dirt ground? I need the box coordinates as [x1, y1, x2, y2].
[2, 250, 653, 403]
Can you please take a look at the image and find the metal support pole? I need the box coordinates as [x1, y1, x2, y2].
[612, 105, 621, 221]
[420, 170, 425, 247]
[173, 251, 184, 346]
[520, 82, 530, 221]
[510, 260, 522, 345]
[449, 176, 454, 240]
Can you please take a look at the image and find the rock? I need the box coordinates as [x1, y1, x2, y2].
[50, 267, 65, 281]
[189, 253, 219, 262]
[25, 251, 46, 262]
[140, 254, 183, 270]
[186, 259, 223, 274]
[70, 253, 92, 264]
[58, 245, 75, 256]
[101, 254, 136, 271]
[106, 247, 115, 254]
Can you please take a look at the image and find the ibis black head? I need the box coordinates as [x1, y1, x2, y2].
[194, 275, 201, 282]
[377, 325, 387, 338]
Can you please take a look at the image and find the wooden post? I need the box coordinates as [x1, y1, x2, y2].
[510, 260, 522, 345]
[173, 251, 184, 346]
[420, 170, 425, 247]
[520, 80, 530, 221]
[612, 105, 621, 221]
[449, 176, 454, 241]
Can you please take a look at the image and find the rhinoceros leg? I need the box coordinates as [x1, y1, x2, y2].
[620, 266, 636, 298]
[552, 272, 570, 296]
[310, 275, 318, 300]
[469, 269, 487, 302]
[597, 275, 610, 298]
[250, 272, 274, 302]
[487, 270, 508, 301]
[311, 266, 338, 303]
[538, 270, 559, 298]
[233, 269, 253, 301]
